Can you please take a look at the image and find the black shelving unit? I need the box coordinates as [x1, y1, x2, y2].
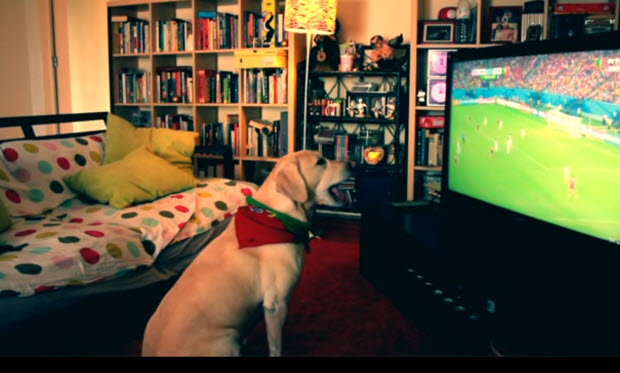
[298, 48, 410, 214]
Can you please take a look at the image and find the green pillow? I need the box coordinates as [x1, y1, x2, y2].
[151, 127, 198, 174]
[0, 198, 12, 232]
[64, 146, 199, 209]
[105, 113, 198, 174]
[104, 112, 153, 164]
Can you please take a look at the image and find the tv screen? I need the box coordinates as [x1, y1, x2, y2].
[441, 31, 620, 355]
[445, 34, 620, 246]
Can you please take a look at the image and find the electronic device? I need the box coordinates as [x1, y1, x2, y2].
[441, 31, 620, 355]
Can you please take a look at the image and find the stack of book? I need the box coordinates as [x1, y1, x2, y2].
[117, 69, 150, 103]
[156, 66, 193, 103]
[155, 18, 193, 52]
[155, 114, 193, 131]
[196, 11, 238, 50]
[111, 15, 149, 54]
[196, 69, 239, 104]
[243, 68, 287, 104]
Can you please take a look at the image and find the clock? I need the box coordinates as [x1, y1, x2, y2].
[427, 78, 447, 106]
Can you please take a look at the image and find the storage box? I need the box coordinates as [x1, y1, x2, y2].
[235, 49, 288, 68]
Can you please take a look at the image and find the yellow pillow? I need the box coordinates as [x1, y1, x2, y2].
[151, 127, 198, 174]
[105, 113, 198, 174]
[104, 113, 153, 164]
[0, 198, 12, 232]
[64, 146, 199, 209]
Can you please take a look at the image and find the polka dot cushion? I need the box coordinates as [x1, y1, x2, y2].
[0, 177, 257, 298]
[0, 134, 105, 217]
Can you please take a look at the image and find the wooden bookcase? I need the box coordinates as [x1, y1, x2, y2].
[106, 0, 304, 183]
[408, 0, 620, 200]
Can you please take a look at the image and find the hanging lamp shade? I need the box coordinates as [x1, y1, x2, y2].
[284, 0, 337, 35]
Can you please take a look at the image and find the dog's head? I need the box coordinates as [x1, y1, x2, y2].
[262, 150, 353, 208]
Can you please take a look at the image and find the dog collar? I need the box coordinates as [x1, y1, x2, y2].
[235, 196, 311, 252]
[245, 196, 311, 238]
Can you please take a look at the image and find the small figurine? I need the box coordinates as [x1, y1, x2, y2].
[371, 99, 383, 119]
[355, 98, 367, 118]
[385, 97, 396, 119]
[347, 99, 357, 117]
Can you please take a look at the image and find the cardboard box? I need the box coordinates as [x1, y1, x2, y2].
[235, 49, 288, 68]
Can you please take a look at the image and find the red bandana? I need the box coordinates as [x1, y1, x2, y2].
[235, 205, 302, 249]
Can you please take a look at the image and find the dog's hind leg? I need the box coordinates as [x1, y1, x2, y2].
[263, 291, 288, 357]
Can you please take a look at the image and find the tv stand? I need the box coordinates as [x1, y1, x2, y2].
[358, 198, 491, 356]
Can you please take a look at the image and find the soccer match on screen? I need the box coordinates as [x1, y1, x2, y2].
[448, 49, 620, 244]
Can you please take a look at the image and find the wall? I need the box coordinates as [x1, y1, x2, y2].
[338, 0, 411, 47]
[0, 0, 109, 120]
[0, 0, 55, 117]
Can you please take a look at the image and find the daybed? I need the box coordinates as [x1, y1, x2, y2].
[0, 112, 256, 355]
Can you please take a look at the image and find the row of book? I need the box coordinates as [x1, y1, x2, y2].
[199, 115, 241, 157]
[243, 0, 288, 48]
[246, 112, 289, 158]
[156, 66, 193, 103]
[154, 114, 194, 131]
[196, 11, 239, 50]
[196, 69, 239, 104]
[111, 16, 150, 54]
[415, 128, 444, 167]
[118, 69, 151, 103]
[155, 19, 193, 52]
[243, 68, 287, 104]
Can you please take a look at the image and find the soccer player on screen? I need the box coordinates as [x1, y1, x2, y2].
[568, 175, 577, 199]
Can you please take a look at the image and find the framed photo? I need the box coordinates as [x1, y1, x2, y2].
[427, 78, 447, 106]
[421, 21, 455, 43]
[489, 6, 521, 43]
[427, 49, 456, 77]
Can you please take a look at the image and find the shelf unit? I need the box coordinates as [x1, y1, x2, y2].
[106, 0, 304, 183]
[408, 0, 620, 200]
[303, 61, 410, 212]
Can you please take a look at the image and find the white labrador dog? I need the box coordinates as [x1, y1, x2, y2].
[142, 150, 353, 356]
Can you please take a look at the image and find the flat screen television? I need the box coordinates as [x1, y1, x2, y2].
[441, 31, 620, 355]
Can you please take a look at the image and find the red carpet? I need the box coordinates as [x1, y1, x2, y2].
[240, 220, 432, 357]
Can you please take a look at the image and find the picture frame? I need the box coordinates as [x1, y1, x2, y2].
[421, 21, 455, 43]
[489, 6, 522, 43]
[427, 78, 447, 106]
[427, 49, 457, 77]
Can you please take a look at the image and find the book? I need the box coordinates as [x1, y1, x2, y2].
[278, 111, 288, 156]
[262, 0, 277, 47]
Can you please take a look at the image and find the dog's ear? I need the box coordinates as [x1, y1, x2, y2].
[275, 161, 308, 202]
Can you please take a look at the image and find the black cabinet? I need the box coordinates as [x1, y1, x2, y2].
[297, 52, 410, 212]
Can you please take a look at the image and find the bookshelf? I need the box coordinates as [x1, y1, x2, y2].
[107, 0, 304, 183]
[408, 0, 620, 201]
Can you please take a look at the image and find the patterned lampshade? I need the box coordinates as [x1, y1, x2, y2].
[284, 0, 337, 35]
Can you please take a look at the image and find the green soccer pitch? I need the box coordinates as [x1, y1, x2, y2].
[448, 103, 620, 243]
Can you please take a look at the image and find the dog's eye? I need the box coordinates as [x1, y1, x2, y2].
[316, 157, 327, 166]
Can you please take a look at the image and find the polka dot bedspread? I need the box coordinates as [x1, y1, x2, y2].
[0, 132, 257, 298]
[0, 179, 256, 298]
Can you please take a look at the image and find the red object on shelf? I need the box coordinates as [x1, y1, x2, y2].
[552, 2, 615, 14]
[418, 116, 445, 129]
